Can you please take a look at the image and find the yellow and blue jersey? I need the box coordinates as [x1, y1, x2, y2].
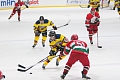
[49, 34, 67, 52]
[90, 0, 100, 8]
[34, 19, 55, 32]
[114, 0, 120, 8]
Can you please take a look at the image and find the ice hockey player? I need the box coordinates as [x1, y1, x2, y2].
[32, 16, 57, 48]
[60, 34, 90, 80]
[0, 71, 5, 80]
[113, 0, 120, 16]
[8, 0, 28, 21]
[87, 0, 100, 12]
[85, 8, 100, 44]
[42, 31, 69, 69]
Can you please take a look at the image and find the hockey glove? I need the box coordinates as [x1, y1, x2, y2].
[49, 50, 57, 56]
[86, 26, 90, 28]
[87, 5, 90, 8]
[53, 26, 57, 30]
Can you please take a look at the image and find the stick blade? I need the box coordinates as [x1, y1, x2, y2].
[18, 64, 26, 69]
[17, 69, 27, 72]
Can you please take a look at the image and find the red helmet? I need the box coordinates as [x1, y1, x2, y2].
[71, 34, 78, 40]
[91, 8, 96, 11]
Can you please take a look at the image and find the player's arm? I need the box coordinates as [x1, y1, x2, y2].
[63, 41, 73, 55]
[60, 35, 69, 46]
[85, 14, 91, 28]
[33, 20, 40, 33]
[49, 20, 57, 30]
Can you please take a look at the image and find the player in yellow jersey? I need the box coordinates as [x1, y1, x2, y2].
[88, 0, 100, 12]
[42, 31, 69, 69]
[32, 16, 57, 48]
[113, 0, 120, 16]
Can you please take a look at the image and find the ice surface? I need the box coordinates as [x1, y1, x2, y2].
[0, 7, 120, 80]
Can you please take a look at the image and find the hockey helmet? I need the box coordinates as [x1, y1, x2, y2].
[71, 34, 78, 40]
[91, 7, 96, 11]
[39, 16, 44, 21]
[49, 31, 56, 37]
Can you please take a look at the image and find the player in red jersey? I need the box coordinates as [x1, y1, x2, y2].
[85, 7, 100, 44]
[0, 71, 5, 80]
[60, 34, 90, 80]
[8, 0, 28, 21]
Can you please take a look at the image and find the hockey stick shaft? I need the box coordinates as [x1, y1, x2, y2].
[18, 56, 47, 69]
[97, 31, 99, 47]
[97, 31, 102, 48]
[18, 55, 60, 72]
[79, 4, 89, 8]
[47, 20, 71, 32]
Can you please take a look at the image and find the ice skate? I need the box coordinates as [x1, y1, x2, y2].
[8, 17, 10, 20]
[42, 64, 46, 69]
[32, 44, 36, 48]
[60, 74, 66, 80]
[18, 17, 20, 21]
[82, 71, 91, 80]
[90, 41, 93, 44]
[42, 41, 45, 47]
[82, 74, 91, 80]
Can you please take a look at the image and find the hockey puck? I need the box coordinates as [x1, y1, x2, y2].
[29, 72, 32, 74]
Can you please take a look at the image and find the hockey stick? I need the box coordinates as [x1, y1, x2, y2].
[97, 31, 102, 48]
[47, 19, 71, 32]
[17, 56, 48, 72]
[17, 55, 60, 72]
[79, 4, 89, 8]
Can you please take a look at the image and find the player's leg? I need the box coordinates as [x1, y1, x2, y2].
[60, 53, 78, 79]
[8, 9, 16, 19]
[87, 28, 93, 44]
[92, 25, 98, 40]
[32, 31, 41, 48]
[42, 55, 56, 69]
[79, 54, 90, 79]
[17, 9, 21, 21]
[117, 8, 120, 17]
[41, 31, 47, 47]
[56, 48, 66, 66]
[42, 50, 57, 69]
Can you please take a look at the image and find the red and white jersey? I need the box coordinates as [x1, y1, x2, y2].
[14, 2, 25, 10]
[85, 12, 100, 26]
[63, 40, 89, 56]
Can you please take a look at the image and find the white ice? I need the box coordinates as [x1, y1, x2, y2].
[0, 7, 120, 80]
